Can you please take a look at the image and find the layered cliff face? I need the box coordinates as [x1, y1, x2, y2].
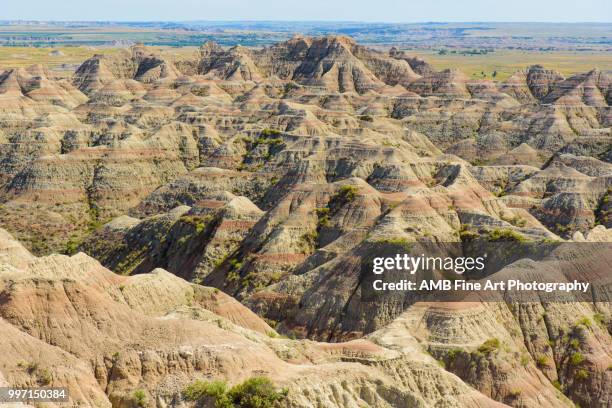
[0, 228, 514, 408]
[0, 35, 611, 408]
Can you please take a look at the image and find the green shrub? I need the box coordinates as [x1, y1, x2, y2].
[570, 352, 585, 366]
[255, 137, 283, 146]
[261, 128, 281, 137]
[227, 377, 287, 408]
[536, 355, 551, 368]
[520, 354, 530, 367]
[301, 231, 318, 250]
[458, 224, 479, 241]
[37, 368, 52, 385]
[64, 236, 80, 255]
[555, 223, 572, 234]
[184, 380, 232, 408]
[594, 313, 606, 325]
[487, 228, 528, 242]
[229, 258, 243, 271]
[183, 377, 286, 408]
[447, 348, 463, 362]
[180, 215, 210, 233]
[507, 389, 522, 398]
[133, 390, 147, 408]
[459, 229, 479, 241]
[372, 237, 412, 251]
[577, 317, 592, 328]
[332, 185, 359, 206]
[575, 369, 589, 380]
[315, 208, 330, 227]
[477, 338, 500, 354]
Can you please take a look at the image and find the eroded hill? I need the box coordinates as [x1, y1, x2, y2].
[0, 35, 611, 407]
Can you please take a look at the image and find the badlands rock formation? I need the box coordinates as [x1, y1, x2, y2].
[0, 228, 514, 408]
[0, 36, 610, 407]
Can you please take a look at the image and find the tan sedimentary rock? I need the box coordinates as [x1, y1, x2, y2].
[0, 35, 610, 407]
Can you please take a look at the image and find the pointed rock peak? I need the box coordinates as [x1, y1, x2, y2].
[286, 34, 313, 47]
[313, 35, 358, 52]
[199, 41, 223, 55]
[524, 65, 564, 100]
[201, 40, 220, 49]
[0, 228, 35, 269]
[511, 143, 539, 155]
[131, 43, 150, 59]
[526, 64, 563, 78]
[224, 196, 263, 216]
[0, 69, 25, 95]
[26, 64, 49, 79]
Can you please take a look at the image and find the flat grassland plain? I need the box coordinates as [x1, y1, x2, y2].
[402, 49, 612, 80]
[0, 21, 610, 79]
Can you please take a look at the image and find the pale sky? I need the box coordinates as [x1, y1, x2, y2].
[2, 0, 611, 22]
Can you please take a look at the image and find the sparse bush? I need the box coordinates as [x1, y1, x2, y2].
[555, 223, 572, 234]
[447, 348, 463, 362]
[64, 236, 80, 255]
[536, 355, 551, 368]
[261, 128, 281, 137]
[133, 389, 147, 408]
[184, 380, 231, 407]
[520, 354, 530, 367]
[227, 377, 287, 408]
[459, 225, 479, 242]
[301, 230, 318, 251]
[570, 352, 585, 366]
[575, 369, 589, 380]
[183, 377, 286, 408]
[180, 215, 210, 234]
[331, 185, 359, 206]
[315, 207, 331, 227]
[37, 368, 52, 385]
[372, 237, 412, 250]
[577, 317, 592, 328]
[487, 228, 528, 242]
[507, 389, 522, 398]
[229, 258, 243, 271]
[500, 211, 527, 227]
[552, 380, 563, 391]
[478, 338, 500, 354]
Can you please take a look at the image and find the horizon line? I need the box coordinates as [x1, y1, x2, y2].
[1, 19, 611, 24]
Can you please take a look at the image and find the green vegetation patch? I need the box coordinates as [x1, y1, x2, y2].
[477, 338, 500, 354]
[183, 377, 287, 408]
[487, 228, 529, 243]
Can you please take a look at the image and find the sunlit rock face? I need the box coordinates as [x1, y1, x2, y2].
[0, 36, 610, 408]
